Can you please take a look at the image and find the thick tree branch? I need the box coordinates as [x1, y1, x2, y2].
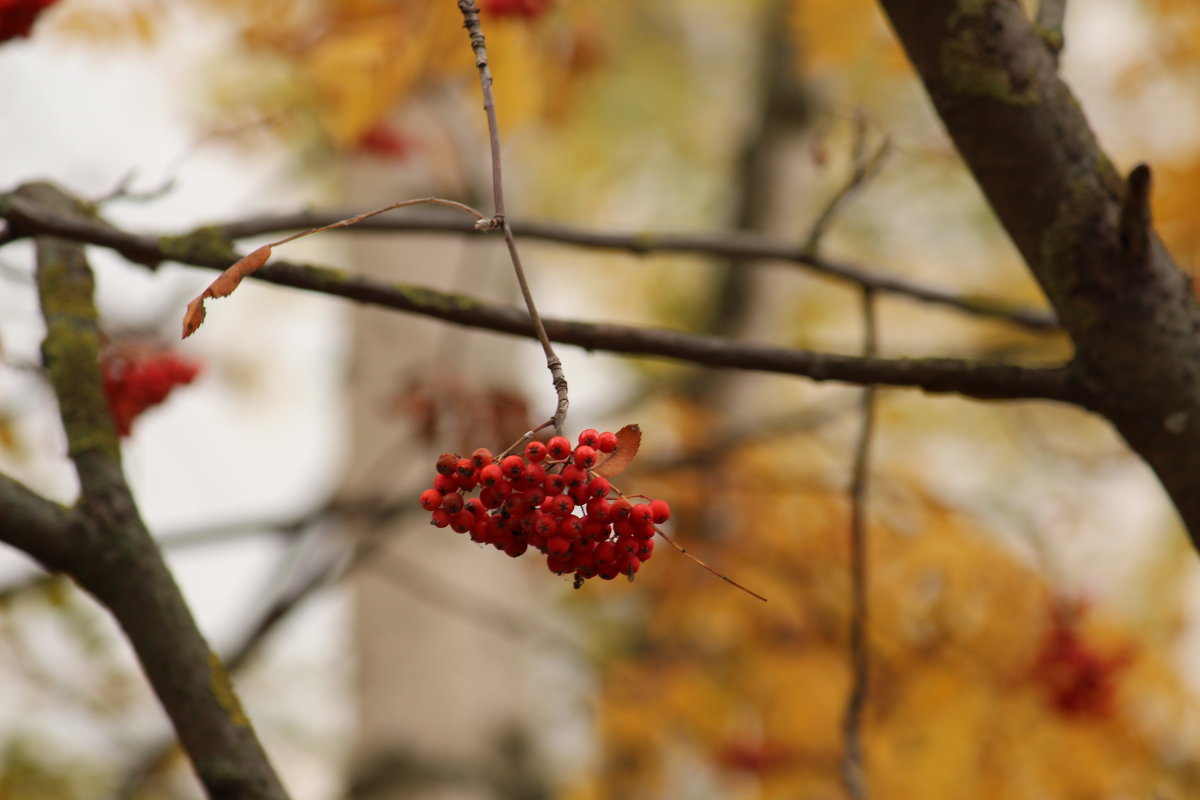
[877, 0, 1200, 543]
[16, 183, 290, 800]
[0, 190, 1077, 403]
[0, 472, 74, 569]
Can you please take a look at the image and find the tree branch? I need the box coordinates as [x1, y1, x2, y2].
[0, 191, 1079, 404]
[877, 0, 1200, 544]
[16, 182, 291, 800]
[198, 210, 1059, 330]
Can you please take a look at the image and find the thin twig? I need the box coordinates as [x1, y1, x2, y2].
[841, 288, 877, 800]
[458, 0, 570, 434]
[267, 197, 488, 248]
[651, 524, 768, 602]
[804, 119, 891, 254]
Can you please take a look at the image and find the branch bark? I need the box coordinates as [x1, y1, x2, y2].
[15, 182, 291, 800]
[877, 0, 1200, 544]
[0, 188, 1079, 404]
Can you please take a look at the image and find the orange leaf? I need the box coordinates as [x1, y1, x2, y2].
[592, 423, 641, 478]
[181, 245, 273, 339]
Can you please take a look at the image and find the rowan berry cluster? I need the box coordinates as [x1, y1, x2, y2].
[102, 349, 201, 436]
[419, 429, 668, 587]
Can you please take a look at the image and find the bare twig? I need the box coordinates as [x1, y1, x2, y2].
[651, 524, 768, 602]
[841, 288, 878, 800]
[458, 0, 570, 434]
[804, 118, 891, 254]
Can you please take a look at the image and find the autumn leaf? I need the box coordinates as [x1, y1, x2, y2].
[181, 244, 272, 338]
[592, 423, 641, 478]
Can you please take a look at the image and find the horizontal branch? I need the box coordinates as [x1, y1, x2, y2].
[0, 195, 1080, 403]
[211, 210, 1059, 330]
[3, 192, 1054, 331]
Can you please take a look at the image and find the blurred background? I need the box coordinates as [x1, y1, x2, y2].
[2, 0, 1200, 798]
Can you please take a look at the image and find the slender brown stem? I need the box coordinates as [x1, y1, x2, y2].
[841, 288, 877, 800]
[268, 197, 487, 248]
[458, 0, 570, 434]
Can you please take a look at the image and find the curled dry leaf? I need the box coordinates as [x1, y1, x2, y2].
[592, 423, 641, 478]
[181, 244, 273, 338]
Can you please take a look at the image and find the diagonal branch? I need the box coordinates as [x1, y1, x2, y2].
[18, 182, 291, 800]
[877, 0, 1200, 546]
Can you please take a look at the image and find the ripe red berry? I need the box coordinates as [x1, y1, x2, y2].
[479, 463, 504, 487]
[450, 510, 475, 533]
[597, 430, 618, 453]
[547, 536, 572, 557]
[631, 503, 654, 526]
[560, 465, 587, 488]
[546, 435, 572, 460]
[435, 453, 458, 476]
[455, 458, 475, 480]
[441, 493, 465, 514]
[573, 445, 597, 469]
[648, 498, 671, 524]
[586, 476, 610, 499]
[525, 441, 548, 462]
[419, 488, 443, 511]
[543, 473, 566, 496]
[577, 429, 601, 448]
[430, 509, 451, 528]
[500, 454, 525, 480]
[470, 448, 494, 469]
[433, 474, 457, 494]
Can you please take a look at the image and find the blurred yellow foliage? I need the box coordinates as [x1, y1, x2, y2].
[571, 430, 1200, 798]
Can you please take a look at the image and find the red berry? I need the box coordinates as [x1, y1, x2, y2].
[433, 474, 457, 494]
[419, 488, 442, 511]
[436, 453, 458, 476]
[631, 503, 654, 526]
[470, 448, 494, 469]
[577, 429, 601, 448]
[560, 465, 587, 488]
[441, 493, 465, 514]
[573, 445, 597, 469]
[525, 441, 548, 462]
[546, 435, 572, 460]
[543, 473, 566, 496]
[479, 463, 504, 487]
[586, 476, 610, 499]
[450, 510, 475, 533]
[455, 458, 474, 480]
[636, 538, 655, 561]
[430, 509, 451, 528]
[500, 454, 525, 480]
[648, 499, 671, 524]
[597, 431, 618, 453]
[547, 536, 572, 557]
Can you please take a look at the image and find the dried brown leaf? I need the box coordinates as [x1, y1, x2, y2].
[181, 245, 272, 339]
[592, 423, 641, 478]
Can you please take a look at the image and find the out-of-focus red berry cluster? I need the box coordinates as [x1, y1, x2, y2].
[420, 429, 668, 587]
[101, 348, 201, 437]
[481, 0, 552, 21]
[0, 0, 58, 43]
[1029, 600, 1133, 718]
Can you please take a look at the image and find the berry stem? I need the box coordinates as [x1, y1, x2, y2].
[497, 418, 555, 460]
[457, 0, 570, 435]
[266, 197, 488, 248]
[651, 524, 767, 603]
